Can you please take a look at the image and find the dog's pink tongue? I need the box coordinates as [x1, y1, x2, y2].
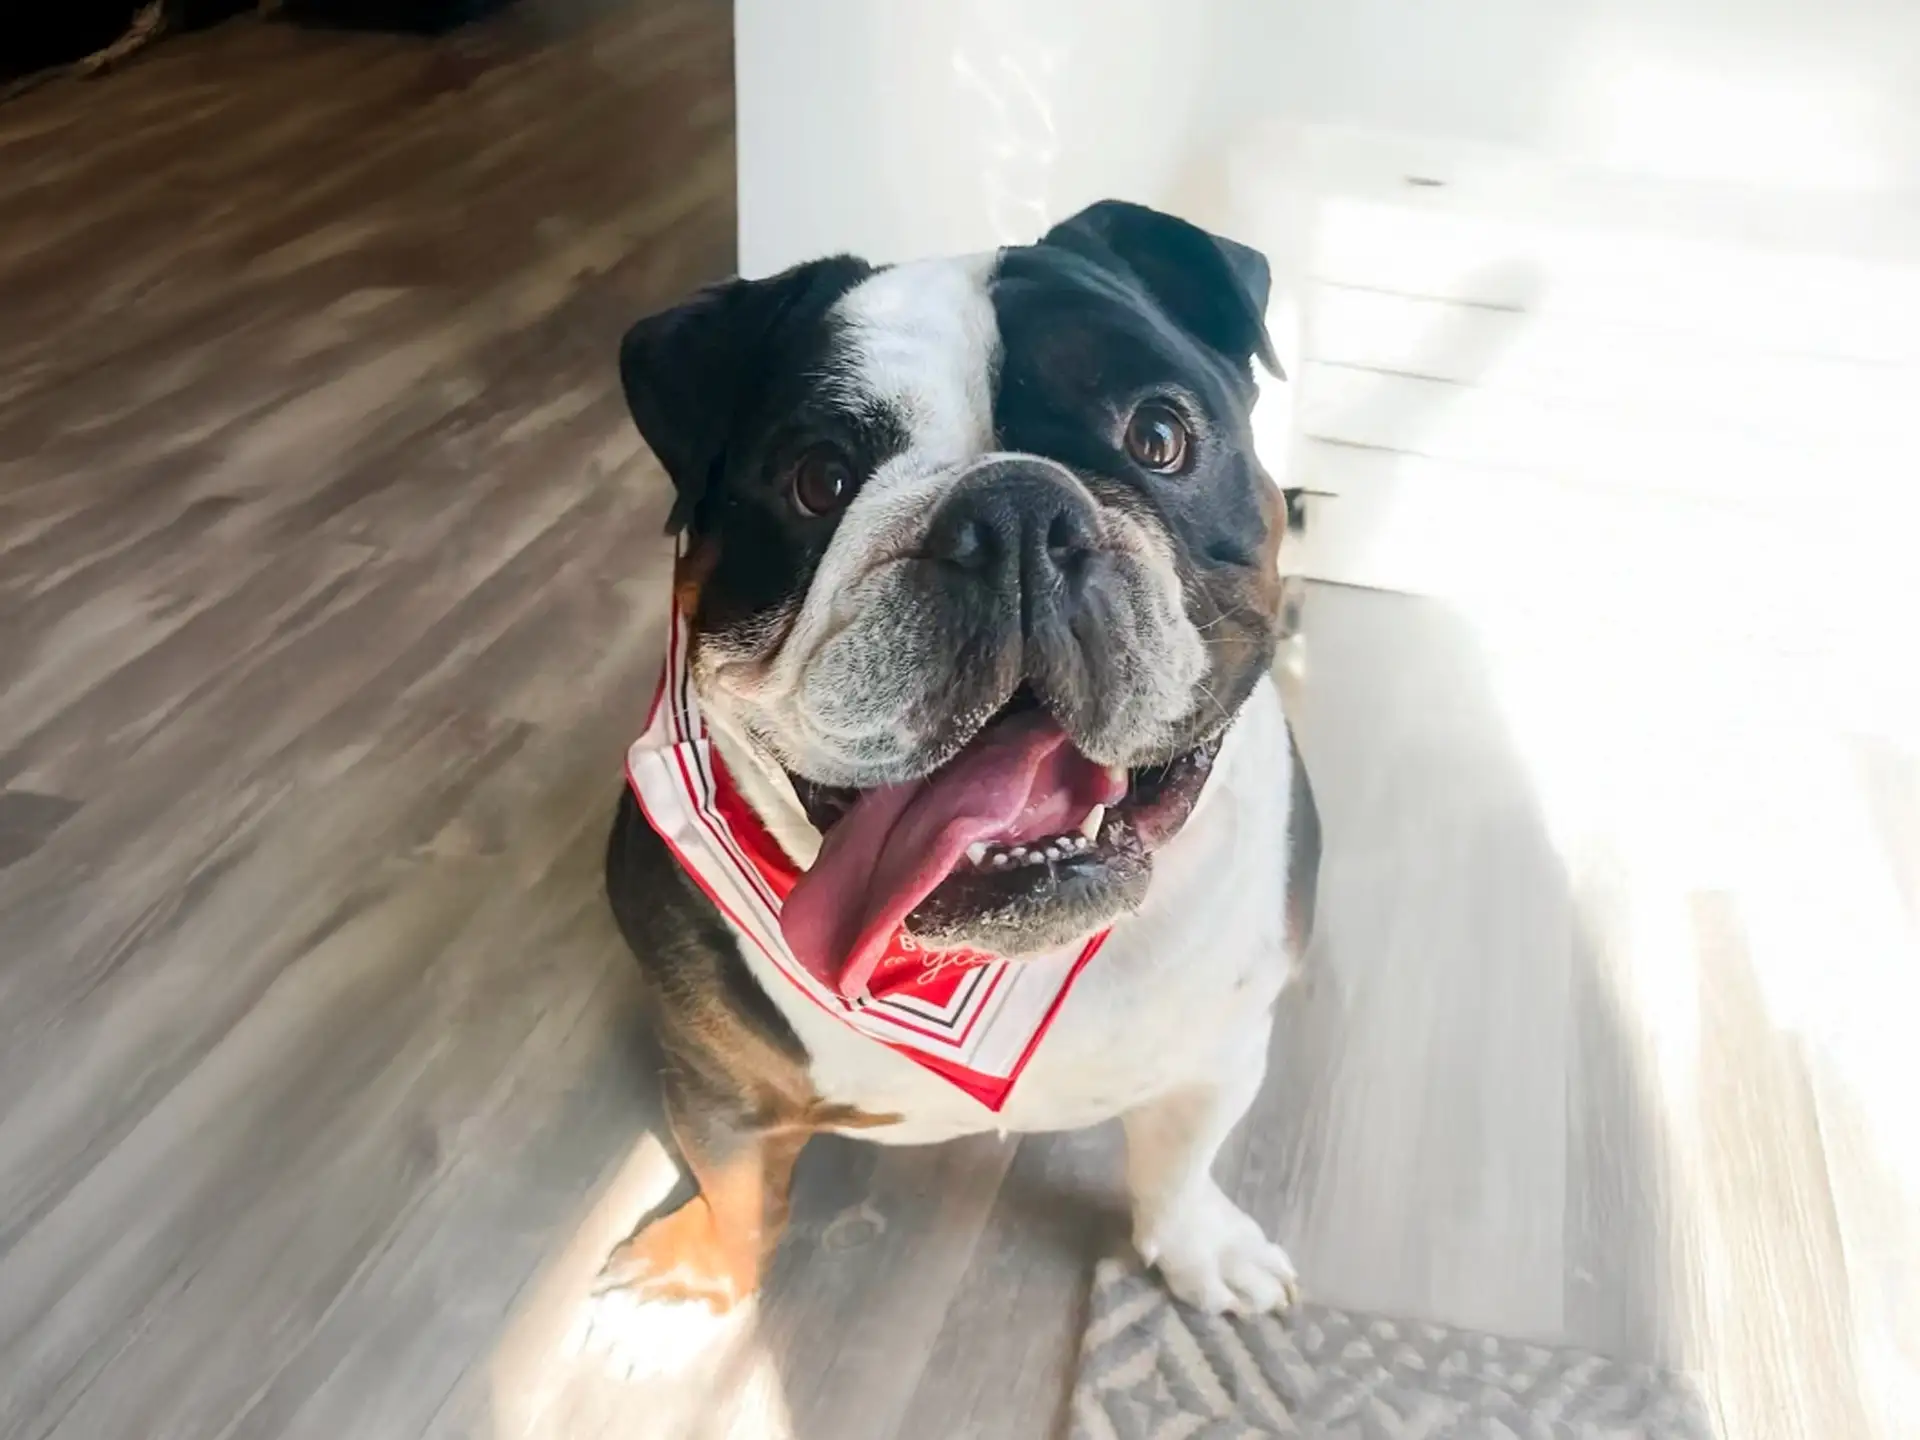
[781, 713, 1120, 998]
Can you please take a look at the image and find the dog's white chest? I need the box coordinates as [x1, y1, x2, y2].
[739, 680, 1299, 1143]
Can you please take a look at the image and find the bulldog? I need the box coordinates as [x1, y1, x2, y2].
[601, 200, 1319, 1317]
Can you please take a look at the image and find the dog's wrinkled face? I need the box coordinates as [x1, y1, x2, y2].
[622, 201, 1289, 986]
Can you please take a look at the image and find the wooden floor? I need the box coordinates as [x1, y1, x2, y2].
[3, 9, 1918, 1440]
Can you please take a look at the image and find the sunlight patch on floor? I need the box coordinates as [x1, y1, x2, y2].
[488, 1132, 796, 1439]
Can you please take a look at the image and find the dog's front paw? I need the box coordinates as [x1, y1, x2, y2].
[594, 1197, 756, 1314]
[1135, 1182, 1301, 1315]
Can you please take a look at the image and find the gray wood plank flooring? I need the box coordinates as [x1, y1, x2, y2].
[3, 9, 1915, 1438]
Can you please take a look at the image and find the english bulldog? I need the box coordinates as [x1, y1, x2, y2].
[601, 200, 1319, 1317]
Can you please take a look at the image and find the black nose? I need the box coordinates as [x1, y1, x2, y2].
[923, 460, 1100, 634]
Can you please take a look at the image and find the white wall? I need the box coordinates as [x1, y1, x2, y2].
[737, 0, 1920, 275]
[735, 0, 1223, 276]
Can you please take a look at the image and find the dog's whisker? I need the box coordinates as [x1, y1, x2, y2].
[1191, 677, 1232, 724]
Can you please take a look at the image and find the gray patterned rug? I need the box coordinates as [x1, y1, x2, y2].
[1070, 1258, 1714, 1438]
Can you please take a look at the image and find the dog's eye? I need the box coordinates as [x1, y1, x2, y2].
[789, 444, 855, 517]
[1123, 402, 1192, 474]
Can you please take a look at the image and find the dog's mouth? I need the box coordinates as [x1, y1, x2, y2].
[780, 690, 1221, 997]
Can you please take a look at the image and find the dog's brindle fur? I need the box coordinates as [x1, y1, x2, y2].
[603, 202, 1319, 1313]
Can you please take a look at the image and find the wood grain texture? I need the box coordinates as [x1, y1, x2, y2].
[3, 12, 1914, 1439]
[0, 8, 727, 1439]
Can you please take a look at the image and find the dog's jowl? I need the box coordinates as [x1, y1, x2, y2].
[602, 200, 1320, 1317]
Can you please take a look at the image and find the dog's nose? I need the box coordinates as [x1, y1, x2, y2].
[924, 460, 1099, 630]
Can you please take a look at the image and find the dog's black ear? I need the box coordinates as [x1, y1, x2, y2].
[620, 257, 871, 534]
[1043, 200, 1281, 380]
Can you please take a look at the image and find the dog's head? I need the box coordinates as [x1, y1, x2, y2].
[622, 201, 1289, 988]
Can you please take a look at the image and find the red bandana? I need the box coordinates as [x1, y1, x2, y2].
[625, 605, 1109, 1112]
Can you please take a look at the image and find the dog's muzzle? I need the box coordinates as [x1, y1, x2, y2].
[921, 456, 1100, 647]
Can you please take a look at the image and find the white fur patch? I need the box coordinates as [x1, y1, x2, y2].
[830, 253, 1000, 467]
[800, 255, 1003, 616]
[1136, 1180, 1301, 1315]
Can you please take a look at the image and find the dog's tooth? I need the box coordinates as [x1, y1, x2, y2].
[1009, 845, 1027, 859]
[1078, 804, 1105, 842]
[990, 852, 1011, 868]
[966, 842, 990, 867]
[1106, 765, 1127, 789]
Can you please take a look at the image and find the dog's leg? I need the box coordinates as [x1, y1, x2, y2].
[595, 1059, 894, 1313]
[595, 1079, 805, 1314]
[1122, 1028, 1299, 1314]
